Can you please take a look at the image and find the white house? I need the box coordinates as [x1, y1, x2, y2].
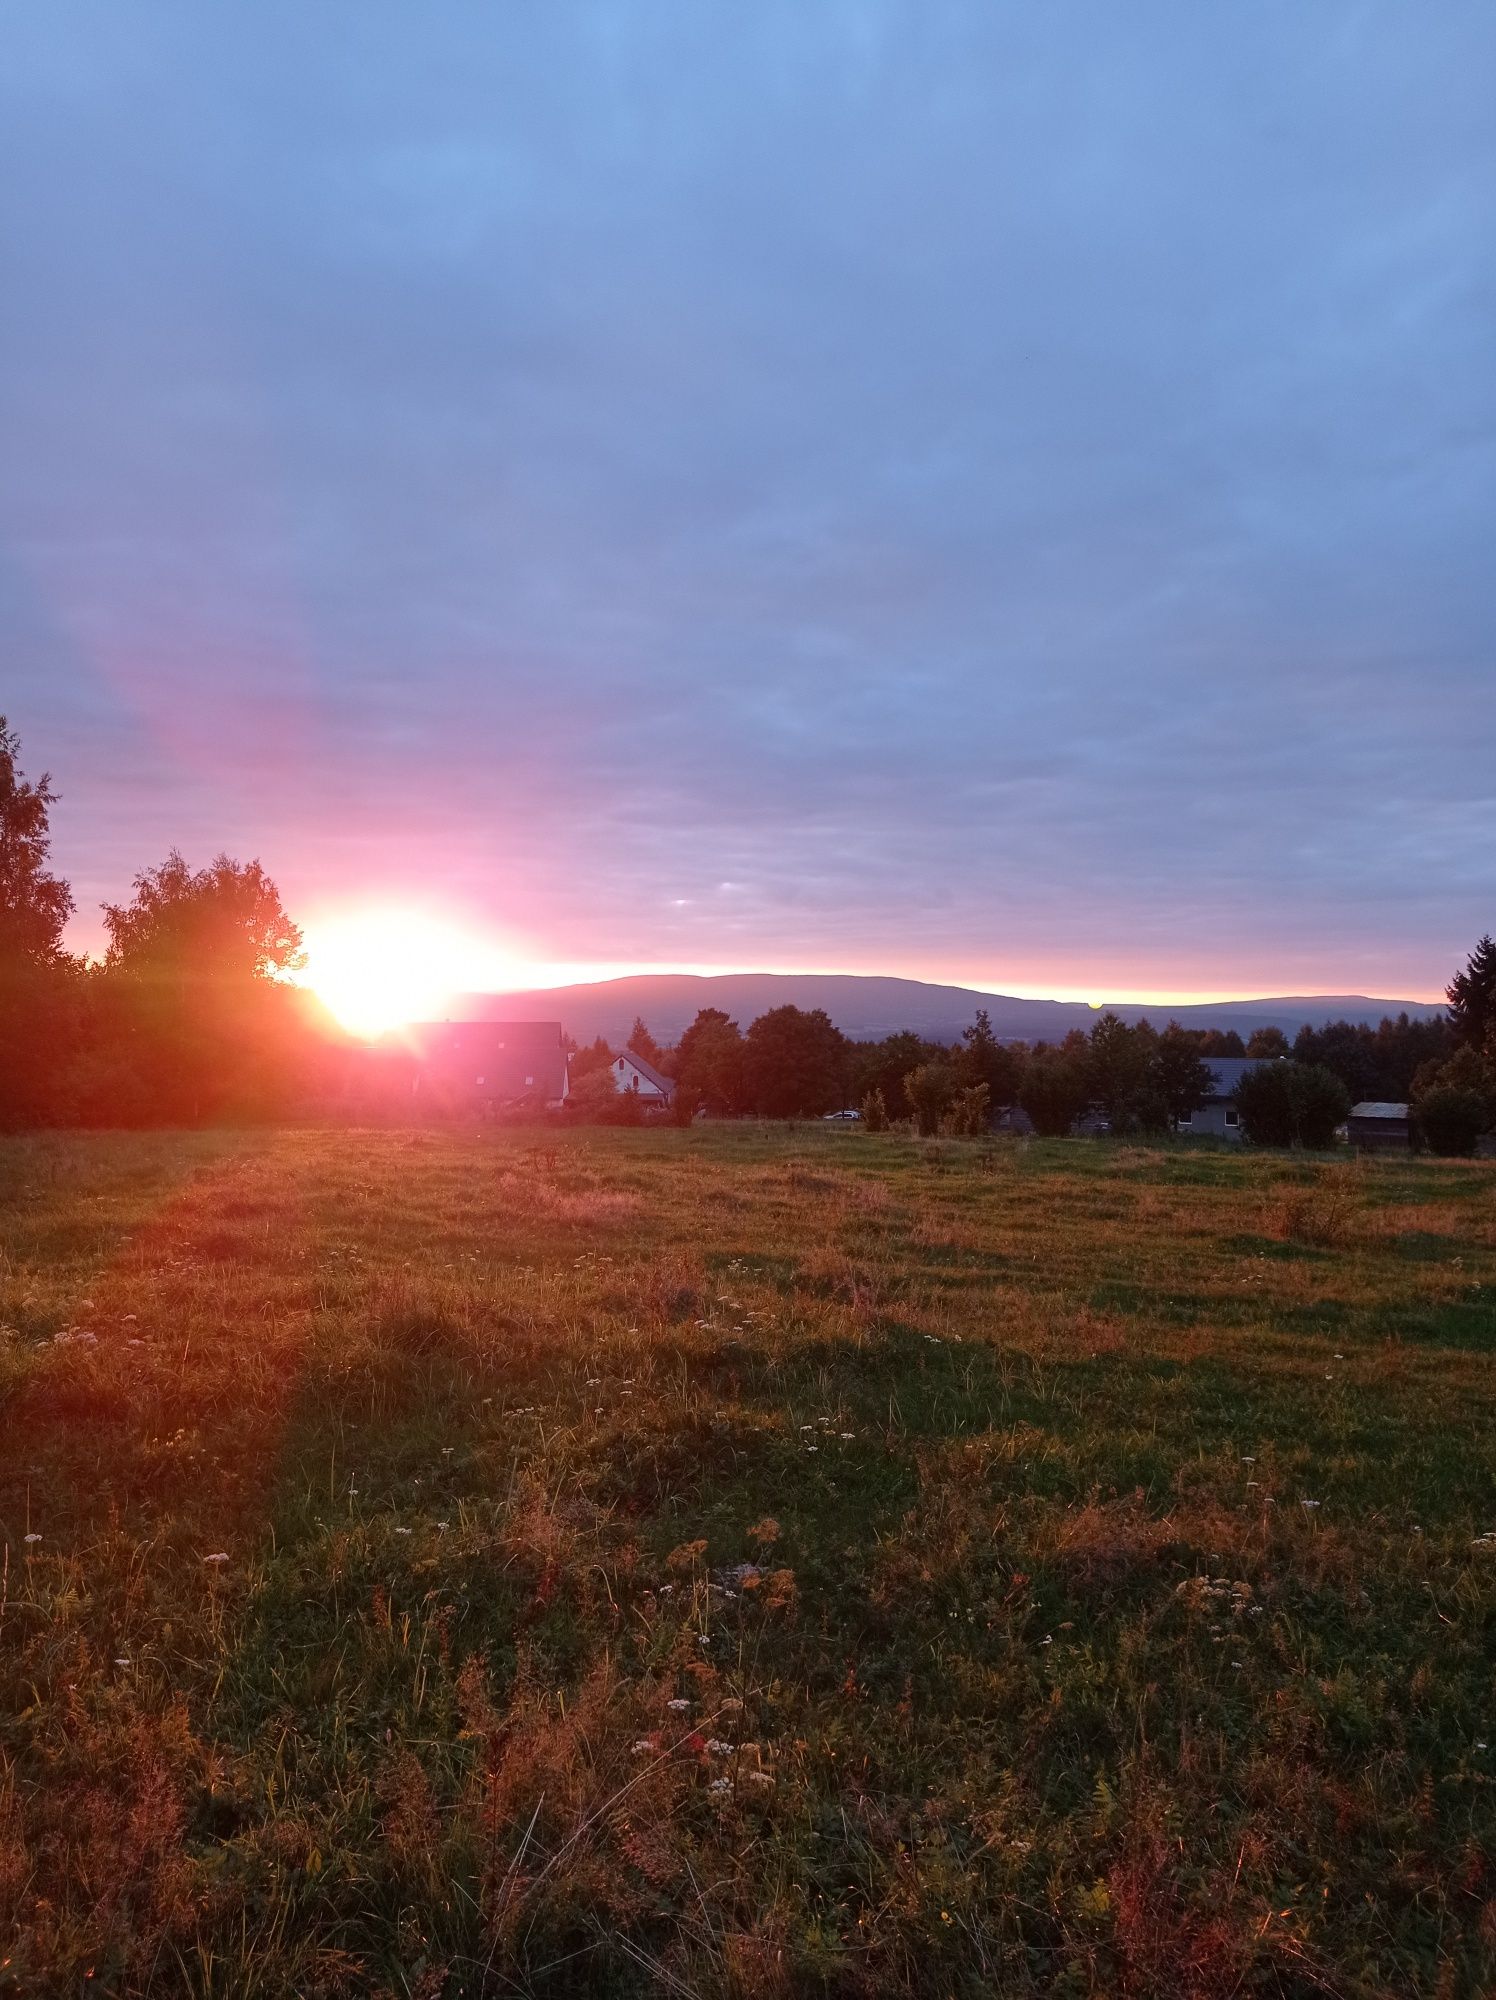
[610, 1050, 674, 1106]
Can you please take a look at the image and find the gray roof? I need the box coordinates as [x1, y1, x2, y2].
[1203, 1056, 1273, 1099]
[1349, 1101, 1409, 1120]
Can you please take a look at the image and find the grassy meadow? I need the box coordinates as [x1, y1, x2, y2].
[2, 1124, 1495, 1998]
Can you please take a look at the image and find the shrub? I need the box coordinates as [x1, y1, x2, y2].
[1415, 1085, 1490, 1157]
[1017, 1046, 1090, 1137]
[903, 1062, 957, 1137]
[860, 1087, 889, 1133]
[941, 1082, 991, 1137]
[1232, 1061, 1349, 1149]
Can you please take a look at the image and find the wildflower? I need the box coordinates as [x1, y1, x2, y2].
[708, 1778, 731, 1795]
[667, 1698, 691, 1711]
[394, 1527, 412, 1536]
[744, 1769, 775, 1786]
[203, 1552, 228, 1563]
[631, 1738, 656, 1755]
[436, 1520, 450, 1531]
[1301, 1500, 1320, 1510]
[23, 1532, 41, 1544]
[114, 1657, 131, 1666]
[840, 1431, 854, 1439]
[705, 1738, 733, 1755]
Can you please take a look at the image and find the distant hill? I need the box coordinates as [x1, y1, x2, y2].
[452, 973, 1444, 1048]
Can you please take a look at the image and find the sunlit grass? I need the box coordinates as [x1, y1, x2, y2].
[2, 1126, 1494, 1996]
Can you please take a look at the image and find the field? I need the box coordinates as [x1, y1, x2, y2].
[2, 1126, 1495, 1999]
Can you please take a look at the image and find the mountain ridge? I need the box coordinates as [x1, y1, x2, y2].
[451, 972, 1444, 1047]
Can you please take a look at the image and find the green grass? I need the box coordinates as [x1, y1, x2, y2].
[2, 1125, 1495, 1997]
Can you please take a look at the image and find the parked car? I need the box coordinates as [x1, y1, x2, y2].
[822, 1108, 862, 1121]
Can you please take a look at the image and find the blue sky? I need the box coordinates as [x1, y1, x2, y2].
[3, 2, 1493, 1000]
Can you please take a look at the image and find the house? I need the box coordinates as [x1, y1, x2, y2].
[1347, 1101, 1410, 1152]
[400, 1021, 569, 1112]
[1175, 1056, 1272, 1141]
[609, 1049, 674, 1107]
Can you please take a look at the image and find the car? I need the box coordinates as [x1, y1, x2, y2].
[822, 1108, 862, 1121]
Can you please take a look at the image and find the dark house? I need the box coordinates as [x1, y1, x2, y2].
[400, 1021, 569, 1112]
[1176, 1056, 1272, 1141]
[1347, 1101, 1410, 1152]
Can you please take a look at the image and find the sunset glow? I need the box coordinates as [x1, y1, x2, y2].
[299, 912, 518, 1039]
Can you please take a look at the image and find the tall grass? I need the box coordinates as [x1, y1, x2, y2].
[1, 1126, 1494, 1995]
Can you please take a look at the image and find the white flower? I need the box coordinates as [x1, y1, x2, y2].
[203, 1552, 228, 1563]
[667, 1698, 691, 1711]
[705, 1738, 733, 1755]
[840, 1432, 854, 1439]
[631, 1738, 656, 1754]
[114, 1656, 131, 1666]
[744, 1769, 775, 1786]
[708, 1778, 731, 1795]
[394, 1527, 412, 1536]
[23, 1532, 41, 1545]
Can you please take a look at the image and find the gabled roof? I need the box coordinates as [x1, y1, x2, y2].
[1349, 1101, 1409, 1120]
[617, 1048, 674, 1094]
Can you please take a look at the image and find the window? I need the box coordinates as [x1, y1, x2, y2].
[1177, 1111, 1192, 1127]
[1224, 1108, 1240, 1128]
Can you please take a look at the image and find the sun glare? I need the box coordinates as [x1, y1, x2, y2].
[301, 912, 514, 1039]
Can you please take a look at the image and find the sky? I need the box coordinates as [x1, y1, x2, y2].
[3, 1, 1493, 1006]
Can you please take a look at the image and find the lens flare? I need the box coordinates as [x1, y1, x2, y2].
[300, 911, 514, 1038]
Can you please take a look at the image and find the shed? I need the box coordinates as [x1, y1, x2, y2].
[1347, 1101, 1410, 1152]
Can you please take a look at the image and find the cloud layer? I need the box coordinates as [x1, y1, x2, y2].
[4, 3, 1493, 996]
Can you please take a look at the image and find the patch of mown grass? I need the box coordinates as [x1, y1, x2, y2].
[1, 1127, 1494, 1996]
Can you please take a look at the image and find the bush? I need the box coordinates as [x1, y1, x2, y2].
[1415, 1086, 1490, 1157]
[941, 1082, 991, 1137]
[1017, 1047, 1090, 1137]
[904, 1062, 957, 1137]
[860, 1087, 889, 1133]
[1232, 1061, 1349, 1149]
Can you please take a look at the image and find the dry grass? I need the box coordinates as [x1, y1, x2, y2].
[1, 1124, 1494, 1996]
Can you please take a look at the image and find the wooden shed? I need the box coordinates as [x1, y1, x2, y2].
[1347, 1101, 1410, 1153]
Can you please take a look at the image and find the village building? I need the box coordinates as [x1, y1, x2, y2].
[1347, 1101, 1411, 1152]
[1175, 1056, 1270, 1141]
[401, 1021, 569, 1113]
[609, 1049, 675, 1107]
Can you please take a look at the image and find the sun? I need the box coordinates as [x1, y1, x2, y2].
[299, 911, 515, 1039]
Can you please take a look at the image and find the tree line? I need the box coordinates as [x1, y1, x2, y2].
[3, 716, 1493, 1148]
[564, 977, 1493, 1153]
